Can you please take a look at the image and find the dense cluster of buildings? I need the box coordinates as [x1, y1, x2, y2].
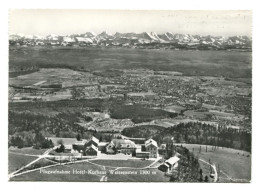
[69, 135, 180, 173]
[70, 136, 159, 159]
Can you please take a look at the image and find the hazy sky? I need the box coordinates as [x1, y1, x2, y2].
[9, 10, 252, 36]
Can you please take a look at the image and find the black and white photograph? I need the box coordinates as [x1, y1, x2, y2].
[7, 8, 253, 183]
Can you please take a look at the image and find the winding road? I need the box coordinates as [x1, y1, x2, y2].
[199, 159, 218, 182]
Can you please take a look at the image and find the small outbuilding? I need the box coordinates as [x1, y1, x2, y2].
[158, 156, 180, 173]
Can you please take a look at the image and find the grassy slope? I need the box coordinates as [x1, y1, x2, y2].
[8, 148, 49, 174]
[10, 164, 101, 182]
[89, 159, 153, 168]
[177, 144, 251, 182]
[11, 160, 168, 182]
[9, 147, 47, 155]
[8, 153, 38, 174]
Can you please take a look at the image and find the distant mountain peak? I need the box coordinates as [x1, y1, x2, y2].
[8, 31, 252, 50]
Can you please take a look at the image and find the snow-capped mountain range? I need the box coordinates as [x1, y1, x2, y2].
[9, 32, 252, 50]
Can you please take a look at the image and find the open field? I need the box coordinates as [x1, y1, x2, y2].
[184, 109, 244, 121]
[163, 105, 186, 113]
[89, 159, 153, 168]
[10, 164, 102, 182]
[176, 144, 251, 182]
[9, 68, 95, 89]
[9, 98, 106, 113]
[9, 147, 47, 155]
[9, 47, 251, 78]
[20, 158, 56, 172]
[9, 69, 39, 78]
[153, 118, 198, 127]
[202, 103, 227, 111]
[8, 152, 38, 174]
[10, 158, 168, 182]
[153, 118, 219, 128]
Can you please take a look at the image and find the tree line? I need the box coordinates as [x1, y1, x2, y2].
[8, 131, 54, 149]
[123, 122, 251, 152]
[161, 122, 250, 152]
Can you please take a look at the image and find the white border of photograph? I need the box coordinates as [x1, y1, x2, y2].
[1, 0, 259, 192]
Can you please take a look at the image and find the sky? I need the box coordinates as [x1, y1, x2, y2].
[9, 10, 252, 37]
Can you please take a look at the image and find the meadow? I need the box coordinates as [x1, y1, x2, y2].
[8, 147, 49, 173]
[10, 160, 166, 182]
[9, 147, 47, 155]
[176, 144, 251, 182]
[8, 152, 38, 174]
[89, 159, 154, 168]
[10, 164, 102, 182]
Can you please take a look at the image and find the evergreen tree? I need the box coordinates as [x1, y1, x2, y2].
[76, 133, 81, 141]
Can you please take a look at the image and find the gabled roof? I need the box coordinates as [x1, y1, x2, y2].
[74, 140, 87, 145]
[98, 142, 108, 146]
[91, 136, 99, 144]
[86, 144, 98, 152]
[165, 156, 180, 166]
[161, 163, 170, 168]
[145, 139, 158, 148]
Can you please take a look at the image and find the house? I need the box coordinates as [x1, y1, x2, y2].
[64, 145, 73, 153]
[72, 140, 87, 153]
[85, 144, 99, 156]
[72, 136, 100, 156]
[106, 139, 136, 154]
[98, 142, 108, 153]
[145, 139, 158, 158]
[159, 156, 180, 172]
